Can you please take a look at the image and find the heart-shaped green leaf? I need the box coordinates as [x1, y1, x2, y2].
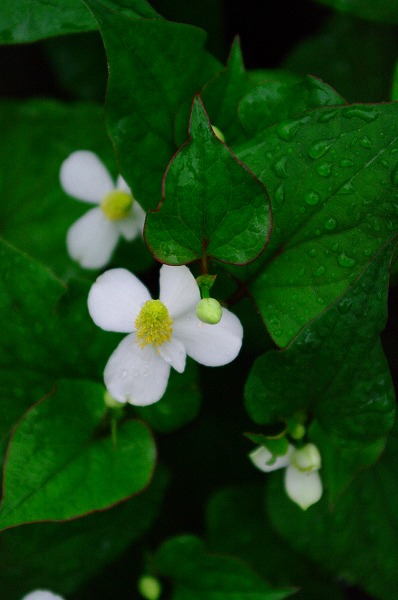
[0, 379, 156, 531]
[145, 96, 271, 266]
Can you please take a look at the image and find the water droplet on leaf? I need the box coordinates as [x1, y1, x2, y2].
[338, 253, 356, 268]
[324, 217, 337, 230]
[308, 139, 333, 159]
[316, 162, 332, 177]
[304, 191, 320, 205]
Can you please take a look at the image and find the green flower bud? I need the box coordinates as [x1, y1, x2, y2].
[196, 298, 223, 324]
[211, 125, 225, 143]
[138, 575, 162, 600]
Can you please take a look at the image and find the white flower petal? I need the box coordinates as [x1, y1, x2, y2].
[104, 333, 171, 405]
[117, 201, 146, 241]
[67, 207, 119, 269]
[173, 307, 243, 367]
[88, 268, 151, 333]
[116, 174, 131, 193]
[159, 265, 200, 319]
[249, 445, 294, 472]
[21, 592, 65, 600]
[284, 465, 323, 510]
[158, 338, 186, 373]
[60, 150, 114, 203]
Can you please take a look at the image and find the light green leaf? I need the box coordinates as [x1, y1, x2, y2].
[245, 241, 396, 444]
[235, 102, 398, 347]
[0, 379, 156, 531]
[145, 96, 271, 266]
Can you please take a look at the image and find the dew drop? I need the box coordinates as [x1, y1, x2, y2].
[338, 182, 355, 195]
[324, 217, 337, 230]
[308, 248, 317, 258]
[277, 119, 301, 141]
[316, 162, 332, 177]
[339, 159, 353, 168]
[274, 183, 285, 205]
[304, 191, 320, 205]
[343, 106, 378, 123]
[338, 253, 356, 268]
[272, 155, 288, 178]
[308, 139, 333, 159]
[318, 110, 337, 123]
[360, 136, 372, 149]
[313, 265, 326, 277]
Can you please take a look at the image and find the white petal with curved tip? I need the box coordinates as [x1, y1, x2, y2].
[104, 333, 171, 405]
[249, 445, 294, 472]
[88, 268, 151, 333]
[60, 150, 114, 203]
[173, 307, 243, 367]
[117, 201, 146, 241]
[67, 207, 119, 269]
[159, 339, 186, 373]
[159, 265, 200, 319]
[284, 465, 323, 510]
[21, 592, 65, 600]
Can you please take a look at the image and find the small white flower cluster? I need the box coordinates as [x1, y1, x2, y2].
[250, 442, 322, 510]
[59, 150, 243, 406]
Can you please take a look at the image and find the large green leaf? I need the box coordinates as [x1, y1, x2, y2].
[239, 75, 346, 138]
[313, 0, 398, 23]
[0, 469, 167, 599]
[235, 102, 398, 347]
[0, 379, 156, 531]
[145, 96, 271, 266]
[0, 0, 159, 44]
[267, 419, 398, 600]
[0, 239, 119, 379]
[206, 487, 346, 600]
[245, 240, 396, 443]
[155, 535, 293, 600]
[85, 0, 221, 209]
[0, 99, 152, 279]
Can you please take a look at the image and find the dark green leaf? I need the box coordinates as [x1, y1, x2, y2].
[85, 0, 222, 209]
[313, 0, 398, 24]
[0, 379, 156, 531]
[0, 469, 167, 599]
[155, 535, 294, 600]
[239, 75, 345, 138]
[284, 14, 398, 103]
[0, 99, 152, 279]
[267, 420, 398, 600]
[145, 96, 271, 266]
[235, 102, 398, 347]
[0, 0, 159, 44]
[0, 239, 120, 379]
[245, 240, 396, 444]
[199, 37, 252, 145]
[206, 487, 346, 600]
[134, 359, 201, 433]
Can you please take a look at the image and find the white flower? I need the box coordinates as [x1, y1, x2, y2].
[21, 592, 65, 600]
[249, 442, 322, 510]
[60, 150, 146, 269]
[88, 265, 243, 406]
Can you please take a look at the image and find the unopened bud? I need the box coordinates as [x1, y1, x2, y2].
[291, 443, 321, 472]
[211, 125, 225, 143]
[196, 298, 223, 324]
[138, 575, 162, 600]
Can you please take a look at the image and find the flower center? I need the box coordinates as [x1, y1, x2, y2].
[100, 190, 133, 221]
[135, 300, 173, 348]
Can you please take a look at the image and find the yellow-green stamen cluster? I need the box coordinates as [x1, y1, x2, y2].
[101, 190, 133, 221]
[135, 300, 173, 348]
